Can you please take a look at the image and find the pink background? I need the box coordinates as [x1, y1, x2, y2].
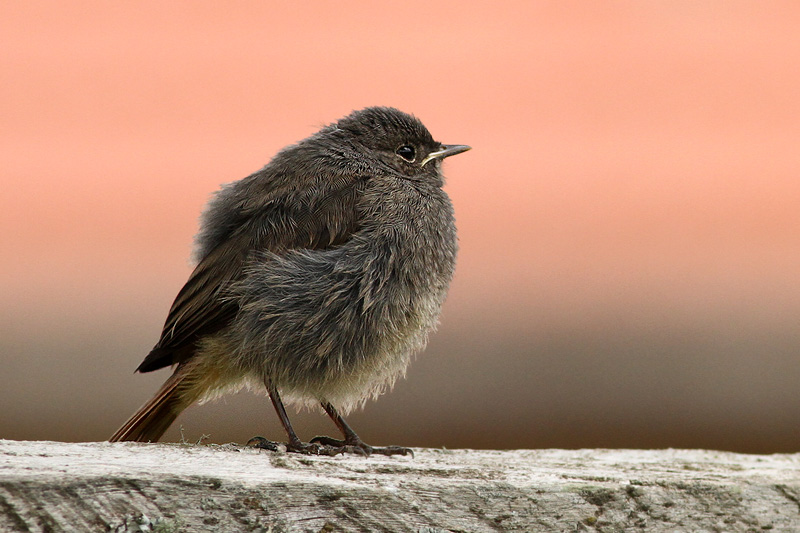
[2, 2, 799, 451]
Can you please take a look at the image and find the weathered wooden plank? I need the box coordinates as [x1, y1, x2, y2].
[1, 440, 799, 532]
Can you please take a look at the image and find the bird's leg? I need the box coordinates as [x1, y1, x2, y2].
[310, 402, 413, 457]
[247, 382, 340, 455]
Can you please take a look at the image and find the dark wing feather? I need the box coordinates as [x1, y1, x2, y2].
[136, 174, 367, 373]
[136, 232, 247, 372]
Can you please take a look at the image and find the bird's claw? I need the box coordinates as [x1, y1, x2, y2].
[248, 435, 412, 457]
[310, 435, 413, 457]
[247, 436, 344, 456]
[246, 436, 280, 451]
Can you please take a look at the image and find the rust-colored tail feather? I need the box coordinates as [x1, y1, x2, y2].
[109, 367, 191, 443]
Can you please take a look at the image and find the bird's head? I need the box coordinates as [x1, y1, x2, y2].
[331, 107, 470, 184]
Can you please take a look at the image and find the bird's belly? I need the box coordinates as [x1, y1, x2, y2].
[219, 214, 456, 412]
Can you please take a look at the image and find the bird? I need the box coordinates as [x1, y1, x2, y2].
[109, 106, 470, 455]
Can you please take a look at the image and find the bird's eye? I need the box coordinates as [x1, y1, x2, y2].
[396, 145, 416, 162]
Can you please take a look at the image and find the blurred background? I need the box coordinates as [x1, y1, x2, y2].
[2, 2, 799, 453]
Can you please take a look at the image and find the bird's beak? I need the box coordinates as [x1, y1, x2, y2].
[421, 144, 471, 166]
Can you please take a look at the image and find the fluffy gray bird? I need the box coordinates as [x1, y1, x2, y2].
[110, 107, 469, 455]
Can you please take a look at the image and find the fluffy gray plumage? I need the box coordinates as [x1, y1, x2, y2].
[110, 107, 467, 447]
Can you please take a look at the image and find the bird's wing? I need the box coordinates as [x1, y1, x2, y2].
[135, 175, 367, 373]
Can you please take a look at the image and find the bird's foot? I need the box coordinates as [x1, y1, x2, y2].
[309, 435, 414, 457]
[246, 436, 281, 451]
[246, 436, 344, 456]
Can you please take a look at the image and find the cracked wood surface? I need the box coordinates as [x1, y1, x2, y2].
[1, 440, 799, 532]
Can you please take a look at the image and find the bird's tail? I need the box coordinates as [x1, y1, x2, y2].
[109, 364, 197, 443]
